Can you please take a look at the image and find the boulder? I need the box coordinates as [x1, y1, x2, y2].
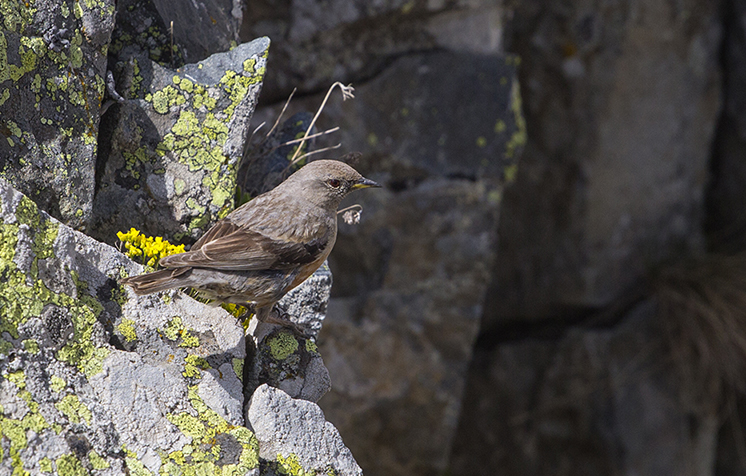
[449, 300, 720, 476]
[0, 178, 253, 474]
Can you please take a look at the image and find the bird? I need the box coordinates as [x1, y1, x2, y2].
[120, 159, 380, 332]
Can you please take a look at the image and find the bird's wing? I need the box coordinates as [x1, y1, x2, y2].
[160, 227, 328, 271]
[190, 220, 241, 251]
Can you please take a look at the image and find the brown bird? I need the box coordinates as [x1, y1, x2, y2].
[121, 159, 380, 330]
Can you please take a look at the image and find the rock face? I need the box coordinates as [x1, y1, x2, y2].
[485, 0, 722, 323]
[90, 37, 269, 245]
[252, 45, 524, 475]
[0, 2, 363, 474]
[111, 0, 243, 68]
[0, 177, 358, 476]
[0, 0, 116, 229]
[449, 300, 720, 476]
[0, 178, 254, 474]
[241, 0, 503, 103]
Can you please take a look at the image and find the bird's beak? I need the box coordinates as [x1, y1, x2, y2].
[351, 177, 381, 190]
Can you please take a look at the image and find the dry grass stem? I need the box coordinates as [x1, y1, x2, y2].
[289, 82, 355, 166]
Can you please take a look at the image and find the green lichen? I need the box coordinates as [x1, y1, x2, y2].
[162, 316, 200, 348]
[162, 387, 259, 474]
[122, 446, 153, 476]
[232, 358, 244, 382]
[276, 453, 315, 476]
[305, 340, 318, 354]
[50, 376, 67, 393]
[505, 79, 527, 160]
[268, 331, 299, 361]
[117, 319, 137, 342]
[88, 449, 110, 470]
[39, 457, 53, 473]
[55, 454, 87, 476]
[54, 394, 92, 425]
[183, 354, 209, 378]
[504, 164, 518, 183]
[21, 339, 39, 354]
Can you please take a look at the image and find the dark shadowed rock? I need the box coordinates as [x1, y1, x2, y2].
[241, 0, 503, 103]
[486, 0, 722, 324]
[111, 0, 242, 67]
[0, 0, 116, 229]
[450, 300, 719, 476]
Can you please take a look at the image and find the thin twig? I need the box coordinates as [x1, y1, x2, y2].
[266, 88, 296, 140]
[281, 127, 340, 147]
[247, 121, 266, 148]
[337, 204, 363, 215]
[289, 82, 354, 166]
[291, 144, 341, 164]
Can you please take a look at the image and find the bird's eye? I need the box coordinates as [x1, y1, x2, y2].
[328, 179, 341, 188]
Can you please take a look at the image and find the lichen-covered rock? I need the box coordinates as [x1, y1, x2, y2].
[247, 384, 363, 476]
[0, 178, 256, 475]
[242, 263, 333, 403]
[90, 36, 270, 245]
[0, 0, 116, 229]
[111, 0, 243, 67]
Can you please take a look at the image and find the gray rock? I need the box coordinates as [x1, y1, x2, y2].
[278, 261, 332, 338]
[449, 299, 720, 476]
[0, 178, 257, 474]
[247, 384, 363, 476]
[486, 0, 722, 323]
[252, 50, 523, 476]
[241, 0, 503, 103]
[0, 0, 116, 229]
[90, 37, 269, 245]
[243, 265, 333, 404]
[110, 0, 243, 67]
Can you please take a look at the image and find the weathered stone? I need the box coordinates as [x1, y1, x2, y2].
[247, 384, 363, 476]
[243, 264, 333, 403]
[241, 0, 503, 103]
[449, 300, 720, 476]
[90, 37, 269, 245]
[253, 50, 524, 476]
[486, 0, 722, 323]
[111, 0, 242, 67]
[0, 178, 257, 474]
[0, 0, 115, 229]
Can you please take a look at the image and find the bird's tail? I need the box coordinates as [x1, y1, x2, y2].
[120, 268, 191, 295]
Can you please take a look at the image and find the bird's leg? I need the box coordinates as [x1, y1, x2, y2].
[255, 304, 310, 339]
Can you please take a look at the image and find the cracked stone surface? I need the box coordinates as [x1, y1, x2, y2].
[90, 36, 270, 245]
[0, 0, 116, 230]
[0, 178, 258, 474]
[247, 384, 363, 476]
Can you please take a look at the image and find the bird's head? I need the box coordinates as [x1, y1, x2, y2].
[288, 159, 381, 208]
